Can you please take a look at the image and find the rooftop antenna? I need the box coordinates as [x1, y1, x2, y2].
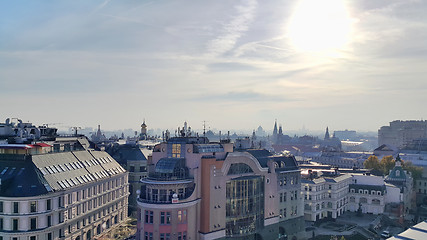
[71, 126, 81, 136]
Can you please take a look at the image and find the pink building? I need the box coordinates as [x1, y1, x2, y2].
[136, 134, 305, 240]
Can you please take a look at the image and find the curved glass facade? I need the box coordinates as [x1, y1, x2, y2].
[151, 158, 189, 181]
[226, 175, 264, 237]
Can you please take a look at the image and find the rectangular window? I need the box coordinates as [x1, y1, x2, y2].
[47, 233, 52, 240]
[160, 189, 167, 202]
[178, 209, 187, 223]
[130, 166, 135, 172]
[30, 201, 37, 213]
[47, 215, 52, 227]
[59, 211, 64, 223]
[0, 201, 3, 213]
[166, 212, 171, 224]
[30, 236, 36, 240]
[280, 193, 283, 202]
[30, 217, 37, 230]
[58, 196, 64, 207]
[13, 218, 18, 231]
[144, 232, 153, 240]
[0, 218, 3, 230]
[46, 199, 51, 211]
[284, 192, 287, 202]
[145, 211, 153, 224]
[172, 144, 181, 158]
[13, 202, 19, 213]
[161, 212, 165, 224]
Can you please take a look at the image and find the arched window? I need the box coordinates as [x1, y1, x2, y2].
[360, 197, 367, 204]
[372, 199, 380, 205]
[227, 163, 254, 175]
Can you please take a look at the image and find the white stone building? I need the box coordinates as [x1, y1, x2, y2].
[301, 170, 352, 221]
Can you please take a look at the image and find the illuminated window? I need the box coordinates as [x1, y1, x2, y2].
[178, 210, 187, 223]
[30, 201, 37, 213]
[172, 144, 181, 158]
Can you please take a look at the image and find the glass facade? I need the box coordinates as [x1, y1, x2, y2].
[226, 175, 264, 237]
[227, 163, 254, 175]
[152, 158, 189, 180]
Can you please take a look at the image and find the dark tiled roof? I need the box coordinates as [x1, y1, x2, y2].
[246, 149, 272, 168]
[0, 155, 49, 197]
[349, 184, 386, 192]
[0, 150, 126, 197]
[273, 155, 299, 171]
[245, 149, 298, 170]
[112, 145, 149, 165]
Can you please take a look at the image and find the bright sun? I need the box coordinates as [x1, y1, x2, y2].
[287, 0, 353, 55]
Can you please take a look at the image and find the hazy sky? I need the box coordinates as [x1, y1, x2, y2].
[1, 0, 427, 133]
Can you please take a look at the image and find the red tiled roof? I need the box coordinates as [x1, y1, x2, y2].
[31, 143, 52, 147]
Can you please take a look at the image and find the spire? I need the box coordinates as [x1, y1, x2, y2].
[395, 154, 402, 167]
[279, 125, 283, 135]
[324, 127, 330, 140]
[273, 119, 278, 137]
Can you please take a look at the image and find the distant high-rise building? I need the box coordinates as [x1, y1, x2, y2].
[378, 120, 427, 149]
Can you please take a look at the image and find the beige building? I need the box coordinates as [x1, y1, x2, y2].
[0, 148, 129, 240]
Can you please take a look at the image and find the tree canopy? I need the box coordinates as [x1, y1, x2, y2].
[380, 155, 395, 175]
[364, 155, 380, 170]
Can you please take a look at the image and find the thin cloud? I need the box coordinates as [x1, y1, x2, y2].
[192, 91, 299, 103]
[206, 0, 258, 57]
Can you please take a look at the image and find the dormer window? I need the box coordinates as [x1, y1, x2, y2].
[396, 170, 400, 177]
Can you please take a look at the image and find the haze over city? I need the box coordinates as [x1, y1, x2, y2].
[1, 0, 427, 132]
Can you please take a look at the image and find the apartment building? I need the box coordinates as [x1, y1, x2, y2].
[0, 146, 129, 240]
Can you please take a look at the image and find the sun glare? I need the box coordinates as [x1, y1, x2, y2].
[287, 0, 353, 55]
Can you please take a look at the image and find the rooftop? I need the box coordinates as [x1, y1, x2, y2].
[0, 150, 125, 197]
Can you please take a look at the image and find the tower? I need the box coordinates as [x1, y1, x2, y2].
[273, 120, 278, 143]
[140, 119, 147, 140]
[324, 127, 330, 140]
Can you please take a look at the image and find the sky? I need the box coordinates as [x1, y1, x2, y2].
[1, 0, 427, 133]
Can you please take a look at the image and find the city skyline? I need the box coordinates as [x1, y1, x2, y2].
[1, 0, 427, 131]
